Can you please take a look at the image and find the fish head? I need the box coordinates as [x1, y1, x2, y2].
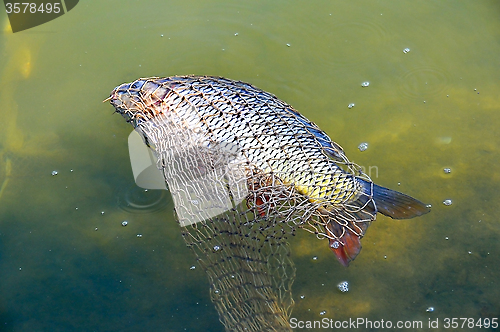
[106, 78, 171, 126]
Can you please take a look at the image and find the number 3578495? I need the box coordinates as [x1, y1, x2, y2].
[443, 318, 498, 329]
[5, 3, 61, 14]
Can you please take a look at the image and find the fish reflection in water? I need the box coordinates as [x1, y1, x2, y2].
[106, 76, 430, 331]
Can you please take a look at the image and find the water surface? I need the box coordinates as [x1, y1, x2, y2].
[0, 0, 499, 331]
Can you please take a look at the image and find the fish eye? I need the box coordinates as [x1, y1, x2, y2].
[131, 80, 145, 90]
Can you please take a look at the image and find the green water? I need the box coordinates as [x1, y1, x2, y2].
[0, 0, 499, 331]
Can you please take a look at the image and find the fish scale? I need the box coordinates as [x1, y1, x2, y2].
[114, 75, 362, 204]
[108, 75, 430, 267]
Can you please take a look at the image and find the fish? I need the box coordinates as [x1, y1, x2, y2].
[106, 75, 430, 267]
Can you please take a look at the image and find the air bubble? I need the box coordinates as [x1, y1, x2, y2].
[426, 307, 435, 312]
[437, 137, 452, 144]
[337, 281, 349, 292]
[320, 310, 327, 315]
[137, 234, 142, 238]
[443, 199, 452, 206]
[213, 245, 221, 252]
[358, 142, 368, 152]
[443, 168, 451, 174]
[121, 221, 128, 226]
[300, 295, 305, 299]
[361, 81, 370, 87]
[190, 265, 196, 270]
[403, 48, 410, 53]
[330, 241, 339, 249]
[51, 171, 58, 176]
[312, 256, 318, 260]
[348, 103, 355, 109]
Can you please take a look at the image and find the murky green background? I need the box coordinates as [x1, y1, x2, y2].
[0, 0, 499, 331]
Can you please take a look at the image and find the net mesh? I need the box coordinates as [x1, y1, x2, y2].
[135, 111, 373, 331]
[109, 76, 379, 331]
[138, 114, 297, 331]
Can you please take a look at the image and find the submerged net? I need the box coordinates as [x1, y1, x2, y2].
[138, 114, 297, 331]
[135, 109, 373, 331]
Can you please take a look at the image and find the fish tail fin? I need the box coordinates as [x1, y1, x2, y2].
[324, 179, 430, 267]
[358, 178, 431, 219]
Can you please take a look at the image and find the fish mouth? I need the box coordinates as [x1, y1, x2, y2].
[107, 81, 145, 111]
[105, 78, 172, 124]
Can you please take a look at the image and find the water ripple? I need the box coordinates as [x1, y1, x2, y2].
[314, 18, 389, 68]
[117, 184, 170, 214]
[398, 66, 450, 100]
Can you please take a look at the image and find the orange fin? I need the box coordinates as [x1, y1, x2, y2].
[255, 196, 267, 217]
[328, 231, 362, 267]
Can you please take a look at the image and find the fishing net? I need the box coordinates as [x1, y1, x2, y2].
[134, 108, 374, 332]
[137, 114, 296, 331]
[110, 76, 381, 331]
